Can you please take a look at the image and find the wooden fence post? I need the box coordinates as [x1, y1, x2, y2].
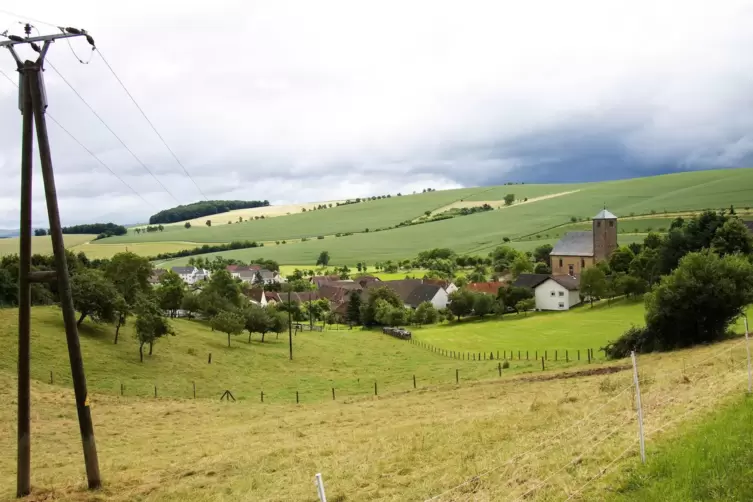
[456, 369, 459, 384]
[332, 388, 335, 400]
[193, 381, 196, 399]
[208, 353, 212, 364]
[413, 374, 416, 388]
[541, 357, 545, 371]
[261, 391, 264, 403]
[154, 385, 157, 398]
[566, 350, 569, 362]
[578, 349, 581, 361]
[374, 381, 378, 396]
[296, 391, 299, 404]
[498, 362, 502, 376]
[49, 370, 53, 385]
[120, 383, 124, 396]
[555, 350, 558, 361]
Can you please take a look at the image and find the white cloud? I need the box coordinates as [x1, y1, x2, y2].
[0, 0, 752, 227]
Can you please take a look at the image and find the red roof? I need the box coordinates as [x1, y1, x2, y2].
[227, 264, 261, 272]
[466, 281, 505, 295]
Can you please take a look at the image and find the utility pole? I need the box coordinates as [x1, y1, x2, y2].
[288, 288, 293, 360]
[3, 25, 101, 496]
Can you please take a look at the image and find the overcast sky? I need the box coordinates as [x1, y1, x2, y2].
[0, 0, 752, 227]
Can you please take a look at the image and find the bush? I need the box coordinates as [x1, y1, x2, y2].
[602, 325, 656, 358]
[502, 361, 510, 369]
[317, 235, 325, 240]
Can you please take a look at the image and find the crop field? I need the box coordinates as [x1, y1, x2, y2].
[68, 241, 217, 259]
[0, 306, 748, 501]
[103, 169, 753, 267]
[0, 234, 95, 257]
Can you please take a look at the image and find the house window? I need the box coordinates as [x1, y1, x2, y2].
[568, 264, 574, 275]
[559, 258, 563, 267]
[558, 291, 564, 297]
[558, 302, 565, 308]
[550, 291, 556, 297]
[609, 220, 614, 227]
[581, 258, 585, 268]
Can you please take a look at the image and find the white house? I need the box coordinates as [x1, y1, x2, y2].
[404, 283, 449, 310]
[171, 266, 211, 285]
[513, 273, 581, 311]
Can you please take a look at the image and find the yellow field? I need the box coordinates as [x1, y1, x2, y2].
[69, 241, 221, 260]
[0, 234, 95, 257]
[159, 200, 347, 228]
[0, 337, 747, 501]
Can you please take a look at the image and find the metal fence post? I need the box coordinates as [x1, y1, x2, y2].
[631, 351, 646, 463]
[315, 472, 327, 502]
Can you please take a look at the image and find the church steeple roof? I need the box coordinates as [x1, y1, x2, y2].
[593, 208, 617, 219]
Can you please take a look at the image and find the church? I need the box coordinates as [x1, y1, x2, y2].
[550, 209, 618, 276]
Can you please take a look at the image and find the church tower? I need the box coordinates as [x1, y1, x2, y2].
[592, 208, 618, 262]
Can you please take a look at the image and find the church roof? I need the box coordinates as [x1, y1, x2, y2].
[551, 231, 594, 257]
[593, 208, 618, 219]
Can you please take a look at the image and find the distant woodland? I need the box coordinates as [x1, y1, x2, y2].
[148, 200, 270, 224]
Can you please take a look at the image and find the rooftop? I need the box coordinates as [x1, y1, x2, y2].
[551, 231, 594, 257]
[593, 208, 618, 219]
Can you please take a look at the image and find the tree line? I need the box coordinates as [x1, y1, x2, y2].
[149, 240, 262, 261]
[148, 200, 270, 224]
[34, 222, 129, 239]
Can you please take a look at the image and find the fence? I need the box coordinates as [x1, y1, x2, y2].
[419, 333, 751, 501]
[411, 337, 602, 363]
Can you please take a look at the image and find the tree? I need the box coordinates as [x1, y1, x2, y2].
[606, 251, 753, 358]
[617, 274, 647, 298]
[388, 306, 408, 326]
[360, 286, 403, 325]
[316, 251, 331, 266]
[206, 220, 212, 227]
[498, 285, 533, 312]
[414, 301, 438, 325]
[533, 244, 553, 266]
[70, 269, 121, 326]
[503, 193, 515, 206]
[609, 246, 635, 274]
[643, 232, 663, 250]
[184, 222, 192, 229]
[473, 293, 495, 317]
[711, 218, 753, 256]
[180, 291, 201, 319]
[511, 255, 533, 278]
[454, 276, 468, 288]
[629, 248, 661, 286]
[201, 269, 241, 308]
[157, 271, 185, 317]
[515, 298, 535, 315]
[34, 228, 47, 236]
[134, 300, 175, 362]
[448, 289, 475, 319]
[533, 262, 551, 274]
[467, 268, 487, 283]
[105, 252, 153, 337]
[211, 310, 246, 347]
[268, 309, 290, 339]
[244, 305, 272, 342]
[346, 293, 362, 324]
[580, 267, 607, 307]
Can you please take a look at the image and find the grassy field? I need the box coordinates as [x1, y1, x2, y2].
[608, 396, 753, 501]
[0, 306, 597, 404]
[0, 325, 748, 501]
[104, 169, 753, 251]
[68, 241, 219, 260]
[414, 300, 645, 357]
[0, 234, 95, 257]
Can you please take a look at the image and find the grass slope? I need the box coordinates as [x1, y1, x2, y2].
[67, 241, 221, 260]
[414, 300, 645, 357]
[0, 234, 95, 257]
[608, 396, 753, 501]
[0, 307, 601, 404]
[0, 333, 747, 501]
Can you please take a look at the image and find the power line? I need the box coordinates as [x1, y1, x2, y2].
[44, 59, 181, 204]
[96, 49, 209, 201]
[0, 8, 59, 29]
[0, 68, 155, 209]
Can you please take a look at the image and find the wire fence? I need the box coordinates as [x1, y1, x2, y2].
[420, 335, 751, 501]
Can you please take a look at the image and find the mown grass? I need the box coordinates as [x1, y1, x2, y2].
[0, 333, 748, 501]
[0, 234, 94, 257]
[0, 307, 595, 404]
[68, 241, 219, 259]
[414, 299, 645, 359]
[607, 396, 753, 501]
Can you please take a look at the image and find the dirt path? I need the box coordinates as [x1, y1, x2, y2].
[428, 190, 581, 216]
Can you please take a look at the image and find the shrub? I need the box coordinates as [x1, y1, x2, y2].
[317, 235, 325, 240]
[502, 360, 510, 369]
[502, 237, 510, 242]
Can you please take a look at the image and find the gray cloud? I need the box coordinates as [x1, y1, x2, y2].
[1, 0, 752, 228]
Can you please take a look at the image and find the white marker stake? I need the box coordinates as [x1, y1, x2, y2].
[315, 473, 327, 502]
[631, 351, 646, 464]
[745, 318, 751, 395]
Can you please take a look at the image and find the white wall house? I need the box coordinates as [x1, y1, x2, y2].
[445, 283, 459, 295]
[171, 266, 211, 285]
[404, 284, 449, 310]
[533, 277, 580, 311]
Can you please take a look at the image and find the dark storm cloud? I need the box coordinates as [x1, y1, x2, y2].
[0, 0, 752, 227]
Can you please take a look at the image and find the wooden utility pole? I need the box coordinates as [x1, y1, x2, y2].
[4, 25, 101, 496]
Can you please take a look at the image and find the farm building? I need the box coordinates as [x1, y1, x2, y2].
[550, 208, 618, 276]
[171, 266, 211, 285]
[513, 274, 581, 311]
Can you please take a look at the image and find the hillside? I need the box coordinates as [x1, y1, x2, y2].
[0, 305, 748, 501]
[91, 168, 752, 265]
